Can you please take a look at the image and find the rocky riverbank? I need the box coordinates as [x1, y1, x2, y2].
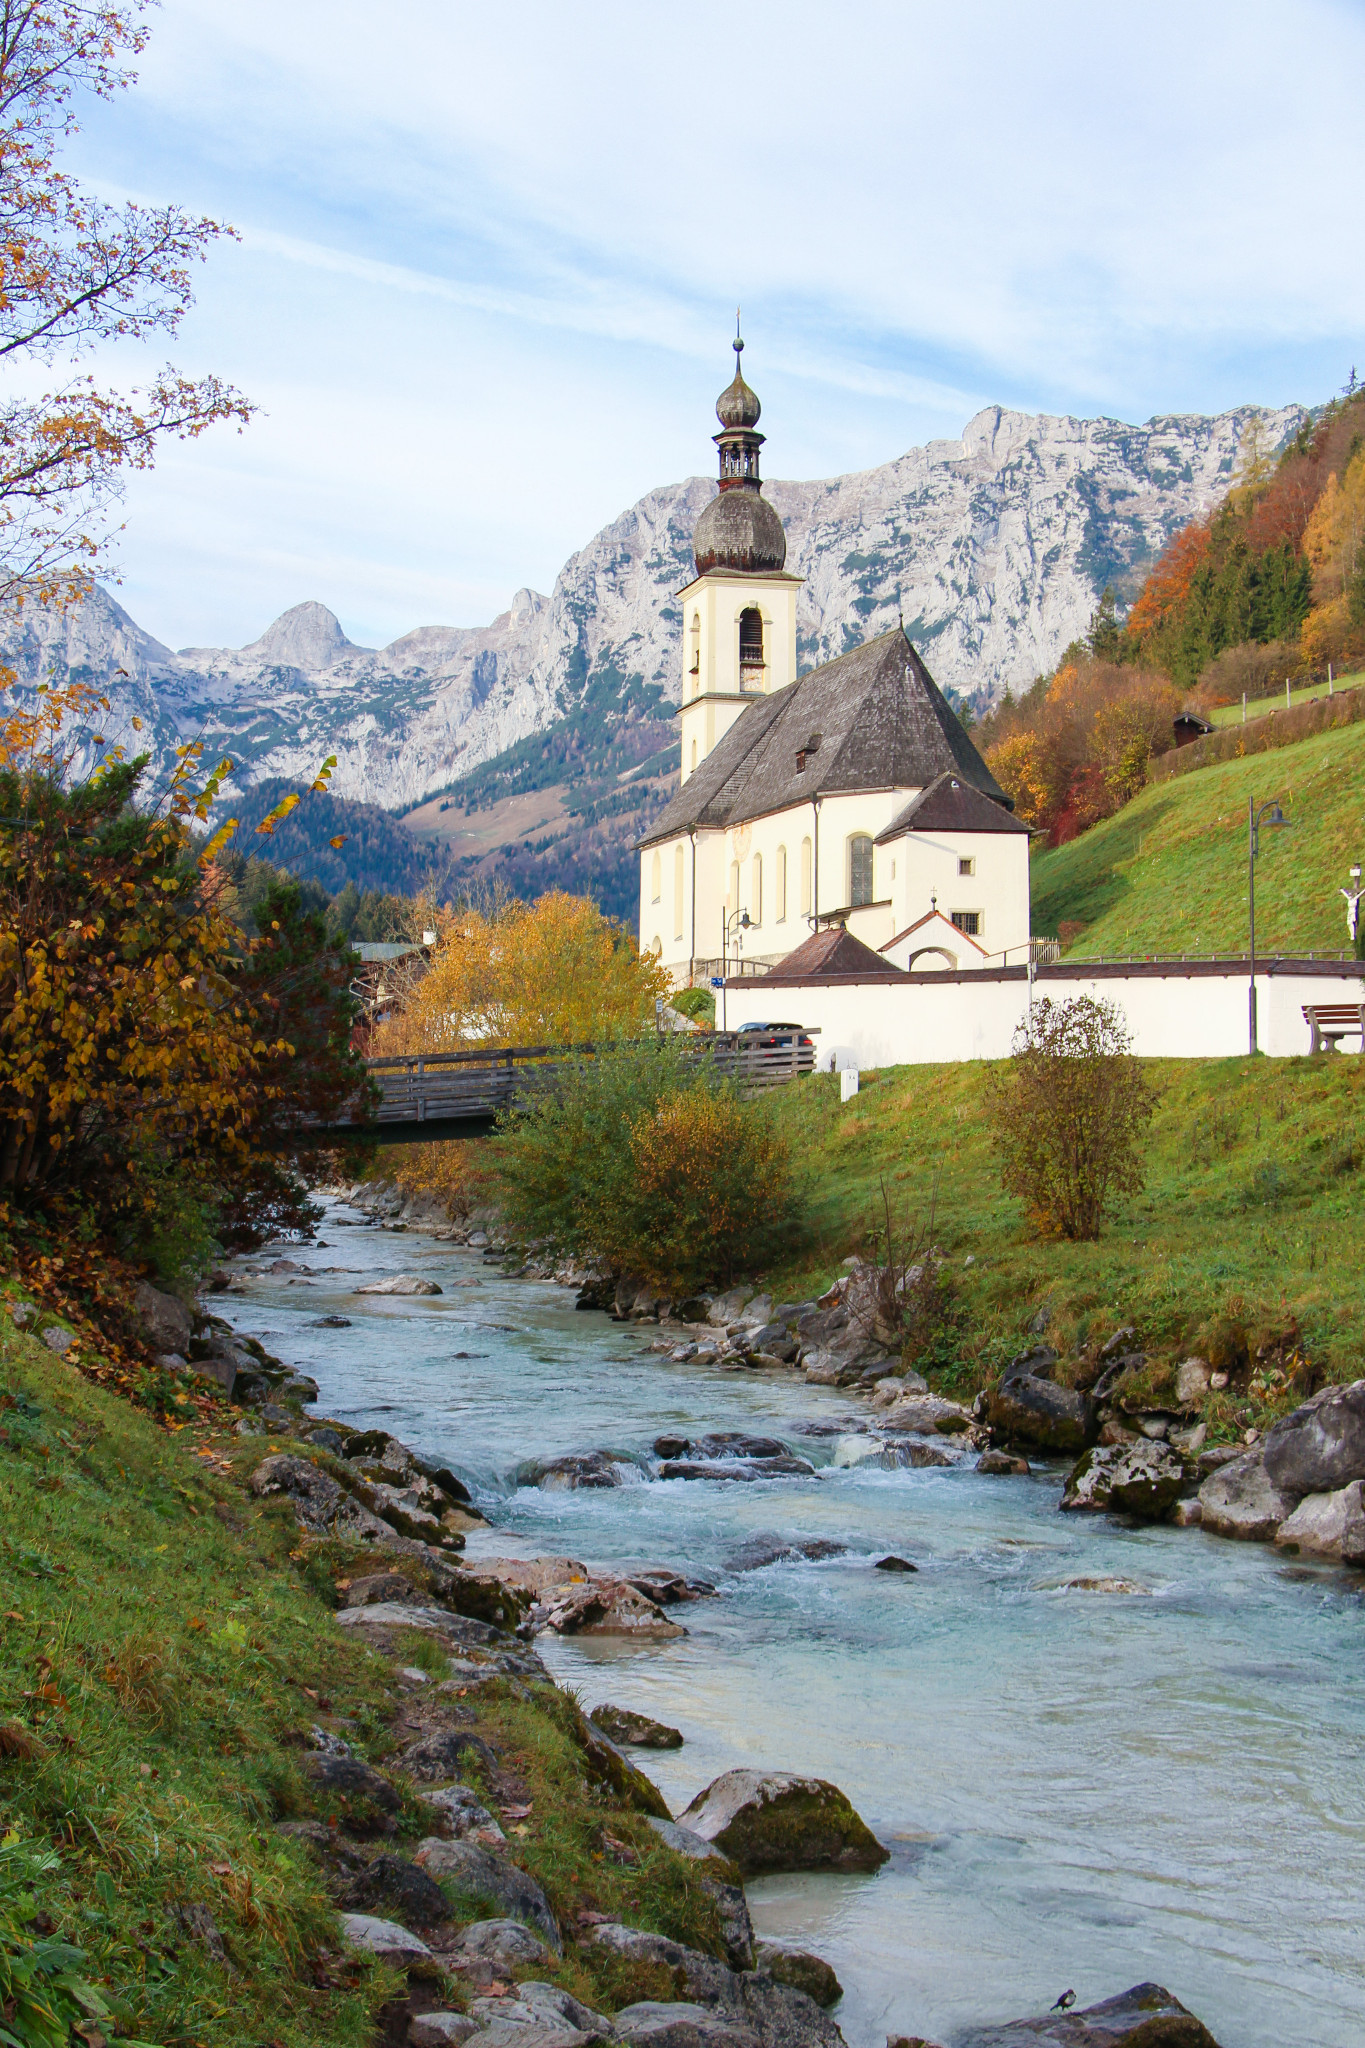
[325, 1177, 1365, 1579]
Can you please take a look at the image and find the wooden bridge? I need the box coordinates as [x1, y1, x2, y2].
[317, 1028, 819, 1145]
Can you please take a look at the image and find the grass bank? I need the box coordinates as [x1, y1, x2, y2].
[761, 1050, 1365, 1420]
[1031, 717, 1365, 957]
[0, 1312, 718, 2047]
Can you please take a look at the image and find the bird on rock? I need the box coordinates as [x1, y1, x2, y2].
[1049, 1991, 1077, 2012]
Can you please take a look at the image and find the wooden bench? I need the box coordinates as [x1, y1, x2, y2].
[1303, 1002, 1365, 1054]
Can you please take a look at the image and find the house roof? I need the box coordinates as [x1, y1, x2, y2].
[879, 906, 989, 958]
[754, 923, 909, 984]
[875, 768, 1030, 845]
[639, 625, 1008, 850]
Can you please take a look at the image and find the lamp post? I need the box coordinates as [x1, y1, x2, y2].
[1248, 795, 1290, 1055]
[721, 908, 750, 1032]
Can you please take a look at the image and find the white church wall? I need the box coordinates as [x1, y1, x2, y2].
[888, 827, 1032, 961]
[762, 967, 1365, 1069]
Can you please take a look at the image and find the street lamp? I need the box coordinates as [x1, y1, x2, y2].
[1248, 795, 1291, 1055]
[721, 908, 750, 1032]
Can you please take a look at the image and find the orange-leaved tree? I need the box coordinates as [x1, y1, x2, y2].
[0, 680, 368, 1247]
[375, 889, 672, 1054]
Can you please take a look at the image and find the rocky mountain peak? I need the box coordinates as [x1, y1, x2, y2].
[241, 601, 357, 671]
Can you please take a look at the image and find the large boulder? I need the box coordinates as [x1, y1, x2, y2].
[339, 1853, 451, 1929]
[134, 1281, 191, 1356]
[1197, 1453, 1295, 1541]
[340, 1912, 431, 1960]
[614, 2004, 758, 2048]
[538, 1579, 685, 1640]
[354, 1274, 443, 1295]
[1262, 1379, 1365, 1499]
[955, 1980, 1221, 2046]
[250, 1454, 401, 1547]
[754, 1945, 842, 2010]
[592, 1927, 845, 2048]
[987, 1374, 1096, 1454]
[519, 1451, 641, 1490]
[304, 1755, 401, 1834]
[1061, 1441, 1187, 1519]
[415, 1838, 560, 1947]
[880, 1395, 972, 1436]
[592, 1705, 683, 1748]
[676, 1770, 888, 1875]
[453, 1917, 551, 1970]
[1273, 1479, 1365, 1563]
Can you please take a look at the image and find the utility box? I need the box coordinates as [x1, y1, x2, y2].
[840, 1067, 860, 1104]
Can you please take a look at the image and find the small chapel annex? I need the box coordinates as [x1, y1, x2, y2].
[637, 336, 1032, 986]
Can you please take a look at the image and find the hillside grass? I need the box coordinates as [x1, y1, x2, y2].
[0, 1314, 717, 2046]
[1206, 669, 1365, 727]
[764, 1051, 1365, 1415]
[1030, 716, 1365, 958]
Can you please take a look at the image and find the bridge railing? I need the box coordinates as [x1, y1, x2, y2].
[359, 1028, 818, 1130]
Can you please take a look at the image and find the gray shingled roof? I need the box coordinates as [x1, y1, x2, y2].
[640, 626, 1007, 850]
[875, 769, 1029, 845]
[755, 924, 908, 984]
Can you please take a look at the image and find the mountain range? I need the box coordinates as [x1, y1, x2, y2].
[2, 399, 1300, 919]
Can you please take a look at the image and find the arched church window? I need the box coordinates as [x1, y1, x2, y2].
[650, 851, 662, 904]
[690, 738, 697, 773]
[739, 608, 764, 687]
[849, 834, 874, 907]
[689, 612, 700, 696]
[751, 853, 763, 927]
[776, 845, 787, 922]
[800, 837, 812, 916]
[673, 844, 685, 941]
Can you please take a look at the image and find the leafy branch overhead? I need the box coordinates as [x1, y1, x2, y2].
[0, 2, 250, 602]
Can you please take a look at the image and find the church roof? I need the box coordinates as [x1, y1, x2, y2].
[751, 923, 908, 983]
[639, 625, 1008, 850]
[875, 769, 1030, 844]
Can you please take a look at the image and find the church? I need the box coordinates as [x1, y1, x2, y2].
[636, 336, 1033, 986]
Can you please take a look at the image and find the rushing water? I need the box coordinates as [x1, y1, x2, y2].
[222, 1208, 1365, 2048]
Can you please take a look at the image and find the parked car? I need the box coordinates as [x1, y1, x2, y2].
[736, 1021, 815, 1048]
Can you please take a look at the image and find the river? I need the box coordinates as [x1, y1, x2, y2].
[220, 1205, 1365, 2048]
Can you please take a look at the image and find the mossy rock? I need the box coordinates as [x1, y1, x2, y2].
[677, 1770, 888, 1876]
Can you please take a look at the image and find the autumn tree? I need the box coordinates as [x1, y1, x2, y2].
[375, 890, 673, 1055]
[984, 995, 1155, 1241]
[0, 3, 248, 602]
[0, 683, 367, 1250]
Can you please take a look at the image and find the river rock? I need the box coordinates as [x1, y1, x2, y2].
[1262, 1379, 1365, 1499]
[977, 1450, 1030, 1476]
[754, 1944, 842, 2010]
[340, 1853, 451, 1928]
[1273, 1479, 1365, 1563]
[955, 1980, 1222, 2046]
[1174, 1357, 1212, 1407]
[421, 1784, 505, 1842]
[709, 1287, 756, 1325]
[592, 1704, 684, 1748]
[987, 1374, 1096, 1453]
[659, 1456, 816, 1483]
[354, 1273, 443, 1295]
[539, 1579, 684, 1640]
[644, 1818, 753, 1965]
[339, 1911, 432, 1960]
[1061, 1440, 1187, 1518]
[415, 1838, 560, 1947]
[874, 1554, 918, 1572]
[409, 2016, 479, 2047]
[1197, 1452, 1295, 1541]
[401, 1728, 500, 1782]
[614, 2004, 759, 2048]
[453, 1917, 552, 1969]
[881, 1395, 972, 1436]
[134, 1280, 192, 1356]
[250, 1454, 404, 1547]
[677, 1771, 888, 1875]
[304, 1755, 401, 1832]
[725, 1537, 846, 1572]
[520, 1450, 640, 1490]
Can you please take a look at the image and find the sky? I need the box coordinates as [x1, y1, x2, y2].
[65, 0, 1365, 651]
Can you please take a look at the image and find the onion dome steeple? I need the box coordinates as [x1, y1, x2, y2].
[692, 320, 787, 576]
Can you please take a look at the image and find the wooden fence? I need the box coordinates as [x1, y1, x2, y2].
[327, 1029, 818, 1141]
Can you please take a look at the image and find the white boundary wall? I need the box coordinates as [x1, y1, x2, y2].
[746, 965, 1365, 1069]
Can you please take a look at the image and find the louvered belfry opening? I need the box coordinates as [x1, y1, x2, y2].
[739, 606, 764, 685]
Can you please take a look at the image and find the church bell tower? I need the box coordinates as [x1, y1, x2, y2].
[677, 328, 802, 784]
